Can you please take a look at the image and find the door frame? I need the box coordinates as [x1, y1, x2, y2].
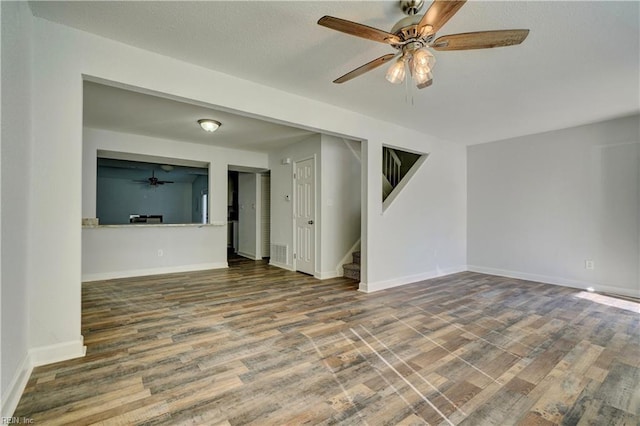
[292, 155, 317, 275]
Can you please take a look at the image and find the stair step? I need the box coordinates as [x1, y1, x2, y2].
[352, 251, 360, 265]
[343, 263, 360, 281]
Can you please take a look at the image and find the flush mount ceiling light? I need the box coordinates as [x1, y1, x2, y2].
[197, 119, 221, 133]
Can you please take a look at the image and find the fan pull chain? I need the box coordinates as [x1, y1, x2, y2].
[403, 62, 414, 106]
[404, 70, 415, 107]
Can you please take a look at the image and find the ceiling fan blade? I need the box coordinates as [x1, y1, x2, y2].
[417, 79, 433, 89]
[418, 0, 467, 37]
[318, 16, 401, 45]
[333, 54, 397, 84]
[432, 29, 529, 51]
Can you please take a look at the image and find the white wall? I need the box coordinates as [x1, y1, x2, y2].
[269, 134, 363, 279]
[269, 135, 321, 270]
[363, 139, 468, 291]
[320, 135, 361, 278]
[82, 128, 268, 280]
[468, 115, 640, 297]
[268, 130, 463, 287]
[82, 225, 227, 281]
[17, 12, 465, 387]
[1, 1, 33, 417]
[237, 172, 260, 260]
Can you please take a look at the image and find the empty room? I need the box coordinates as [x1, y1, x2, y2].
[1, 1, 638, 425]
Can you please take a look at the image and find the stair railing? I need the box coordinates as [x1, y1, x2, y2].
[383, 147, 402, 188]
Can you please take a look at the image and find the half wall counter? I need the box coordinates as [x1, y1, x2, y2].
[82, 221, 228, 282]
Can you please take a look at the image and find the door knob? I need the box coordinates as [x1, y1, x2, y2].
[308, 220, 314, 225]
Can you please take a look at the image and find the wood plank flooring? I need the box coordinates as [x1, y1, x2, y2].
[14, 257, 640, 425]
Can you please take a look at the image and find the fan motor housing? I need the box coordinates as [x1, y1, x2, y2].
[391, 15, 423, 39]
[391, 15, 435, 47]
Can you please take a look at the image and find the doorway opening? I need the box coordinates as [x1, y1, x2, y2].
[227, 167, 271, 264]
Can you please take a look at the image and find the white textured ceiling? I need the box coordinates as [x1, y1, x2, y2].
[83, 81, 316, 152]
[31, 1, 640, 145]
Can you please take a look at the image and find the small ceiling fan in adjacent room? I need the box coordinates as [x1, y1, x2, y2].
[134, 170, 174, 187]
[318, 0, 529, 89]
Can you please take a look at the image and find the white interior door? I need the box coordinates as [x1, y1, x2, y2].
[294, 158, 315, 275]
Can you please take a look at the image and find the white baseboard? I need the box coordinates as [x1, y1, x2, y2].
[1, 339, 86, 418]
[1, 354, 32, 418]
[29, 338, 86, 367]
[467, 265, 640, 298]
[269, 260, 295, 271]
[82, 262, 228, 282]
[315, 271, 340, 280]
[359, 265, 466, 293]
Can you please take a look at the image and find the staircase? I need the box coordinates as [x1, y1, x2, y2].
[382, 146, 424, 202]
[343, 251, 361, 281]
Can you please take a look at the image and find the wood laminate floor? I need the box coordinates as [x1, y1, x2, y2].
[14, 258, 640, 425]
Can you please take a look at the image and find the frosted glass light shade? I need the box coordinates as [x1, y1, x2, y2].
[198, 119, 221, 132]
[413, 70, 433, 85]
[412, 48, 435, 75]
[385, 59, 406, 84]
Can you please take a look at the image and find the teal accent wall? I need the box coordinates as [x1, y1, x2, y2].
[97, 177, 194, 224]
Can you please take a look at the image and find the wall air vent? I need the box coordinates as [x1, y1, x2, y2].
[271, 244, 288, 264]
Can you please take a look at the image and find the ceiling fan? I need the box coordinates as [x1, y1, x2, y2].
[318, 0, 529, 89]
[134, 170, 174, 187]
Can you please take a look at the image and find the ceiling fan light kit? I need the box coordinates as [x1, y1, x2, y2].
[318, 0, 529, 90]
